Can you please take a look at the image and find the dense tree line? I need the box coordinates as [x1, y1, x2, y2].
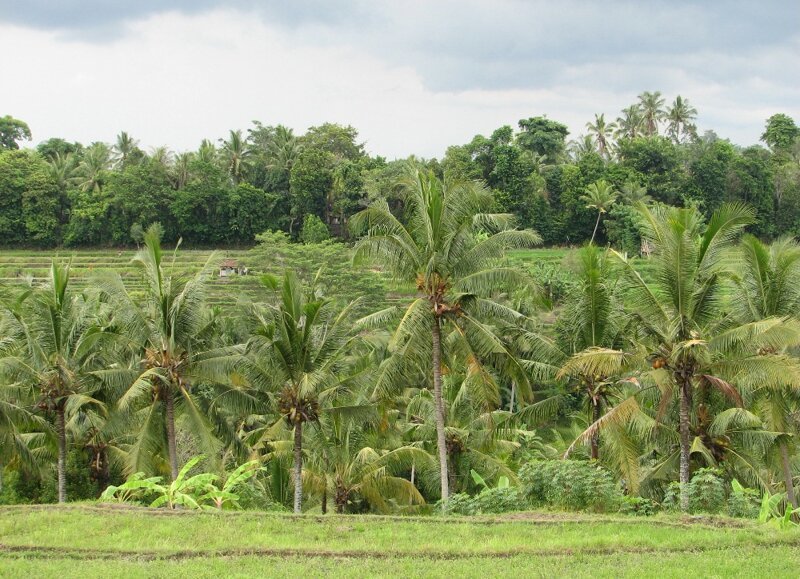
[1, 95, 800, 249]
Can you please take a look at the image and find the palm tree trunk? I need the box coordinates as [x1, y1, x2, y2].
[432, 316, 450, 508]
[293, 421, 303, 514]
[590, 212, 601, 245]
[509, 382, 516, 413]
[56, 404, 67, 503]
[165, 389, 179, 482]
[321, 487, 327, 515]
[780, 442, 797, 509]
[590, 399, 601, 460]
[679, 382, 691, 512]
[410, 463, 415, 487]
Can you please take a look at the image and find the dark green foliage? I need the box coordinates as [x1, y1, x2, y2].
[619, 495, 659, 516]
[443, 488, 522, 515]
[727, 483, 761, 519]
[517, 117, 569, 159]
[0, 115, 31, 150]
[519, 460, 622, 512]
[687, 468, 727, 514]
[300, 214, 330, 244]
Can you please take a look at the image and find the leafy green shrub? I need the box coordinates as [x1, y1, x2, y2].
[688, 468, 726, 514]
[727, 480, 760, 519]
[519, 460, 622, 512]
[442, 488, 522, 515]
[300, 214, 330, 244]
[619, 495, 658, 516]
[662, 470, 729, 514]
[661, 482, 683, 512]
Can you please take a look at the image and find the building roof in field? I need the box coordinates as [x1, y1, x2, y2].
[220, 259, 239, 268]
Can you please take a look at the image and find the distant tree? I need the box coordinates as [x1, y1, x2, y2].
[0, 116, 32, 150]
[585, 114, 617, 160]
[517, 117, 570, 160]
[637, 92, 666, 136]
[112, 131, 141, 169]
[615, 105, 644, 140]
[219, 129, 252, 185]
[761, 114, 799, 154]
[581, 180, 618, 244]
[666, 96, 698, 143]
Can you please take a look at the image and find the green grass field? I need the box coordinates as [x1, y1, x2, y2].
[1, 505, 798, 578]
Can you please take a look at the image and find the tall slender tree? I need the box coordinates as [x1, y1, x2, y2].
[581, 180, 618, 244]
[351, 164, 540, 506]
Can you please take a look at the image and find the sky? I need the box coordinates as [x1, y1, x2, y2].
[1, 1, 798, 159]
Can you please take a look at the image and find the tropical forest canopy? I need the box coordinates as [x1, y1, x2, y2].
[1, 95, 799, 249]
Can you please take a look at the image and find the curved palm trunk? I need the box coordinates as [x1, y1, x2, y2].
[432, 316, 450, 508]
[590, 212, 602, 245]
[678, 382, 692, 512]
[165, 389, 179, 482]
[56, 404, 67, 503]
[293, 422, 303, 514]
[780, 442, 797, 509]
[590, 399, 601, 460]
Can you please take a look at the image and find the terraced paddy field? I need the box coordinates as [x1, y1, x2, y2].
[0, 246, 662, 311]
[0, 504, 797, 578]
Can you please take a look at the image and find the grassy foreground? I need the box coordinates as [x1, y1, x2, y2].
[1, 505, 799, 578]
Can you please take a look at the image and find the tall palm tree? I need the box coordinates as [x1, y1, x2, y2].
[265, 125, 303, 175]
[197, 139, 217, 164]
[170, 152, 194, 190]
[243, 270, 359, 513]
[219, 129, 252, 185]
[149, 146, 174, 168]
[619, 180, 651, 205]
[46, 152, 76, 191]
[113, 131, 140, 169]
[581, 180, 618, 244]
[0, 263, 106, 502]
[637, 91, 666, 136]
[96, 226, 239, 480]
[586, 114, 617, 160]
[615, 105, 644, 140]
[351, 164, 541, 506]
[73, 143, 111, 194]
[666, 96, 698, 144]
[568, 135, 596, 162]
[612, 203, 800, 510]
[735, 235, 800, 507]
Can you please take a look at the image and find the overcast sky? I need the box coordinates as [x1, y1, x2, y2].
[1, 1, 798, 158]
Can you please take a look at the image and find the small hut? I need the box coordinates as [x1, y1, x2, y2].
[219, 259, 240, 277]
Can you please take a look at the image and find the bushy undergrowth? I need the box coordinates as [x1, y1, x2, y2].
[445, 488, 522, 515]
[519, 460, 622, 513]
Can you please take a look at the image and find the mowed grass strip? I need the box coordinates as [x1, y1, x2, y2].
[1, 505, 798, 558]
[3, 547, 799, 579]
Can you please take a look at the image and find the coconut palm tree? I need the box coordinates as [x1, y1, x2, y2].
[219, 129, 252, 185]
[666, 96, 698, 144]
[0, 263, 107, 502]
[265, 125, 303, 175]
[615, 105, 644, 140]
[304, 417, 431, 513]
[197, 139, 217, 164]
[581, 180, 618, 244]
[73, 143, 111, 194]
[611, 203, 800, 510]
[242, 270, 359, 513]
[113, 131, 140, 169]
[735, 235, 800, 507]
[619, 180, 651, 205]
[170, 152, 194, 190]
[568, 135, 596, 162]
[586, 114, 617, 160]
[46, 152, 76, 191]
[95, 226, 240, 480]
[637, 92, 666, 136]
[351, 164, 541, 506]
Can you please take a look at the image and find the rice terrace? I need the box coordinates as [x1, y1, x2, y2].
[2, 1, 800, 577]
